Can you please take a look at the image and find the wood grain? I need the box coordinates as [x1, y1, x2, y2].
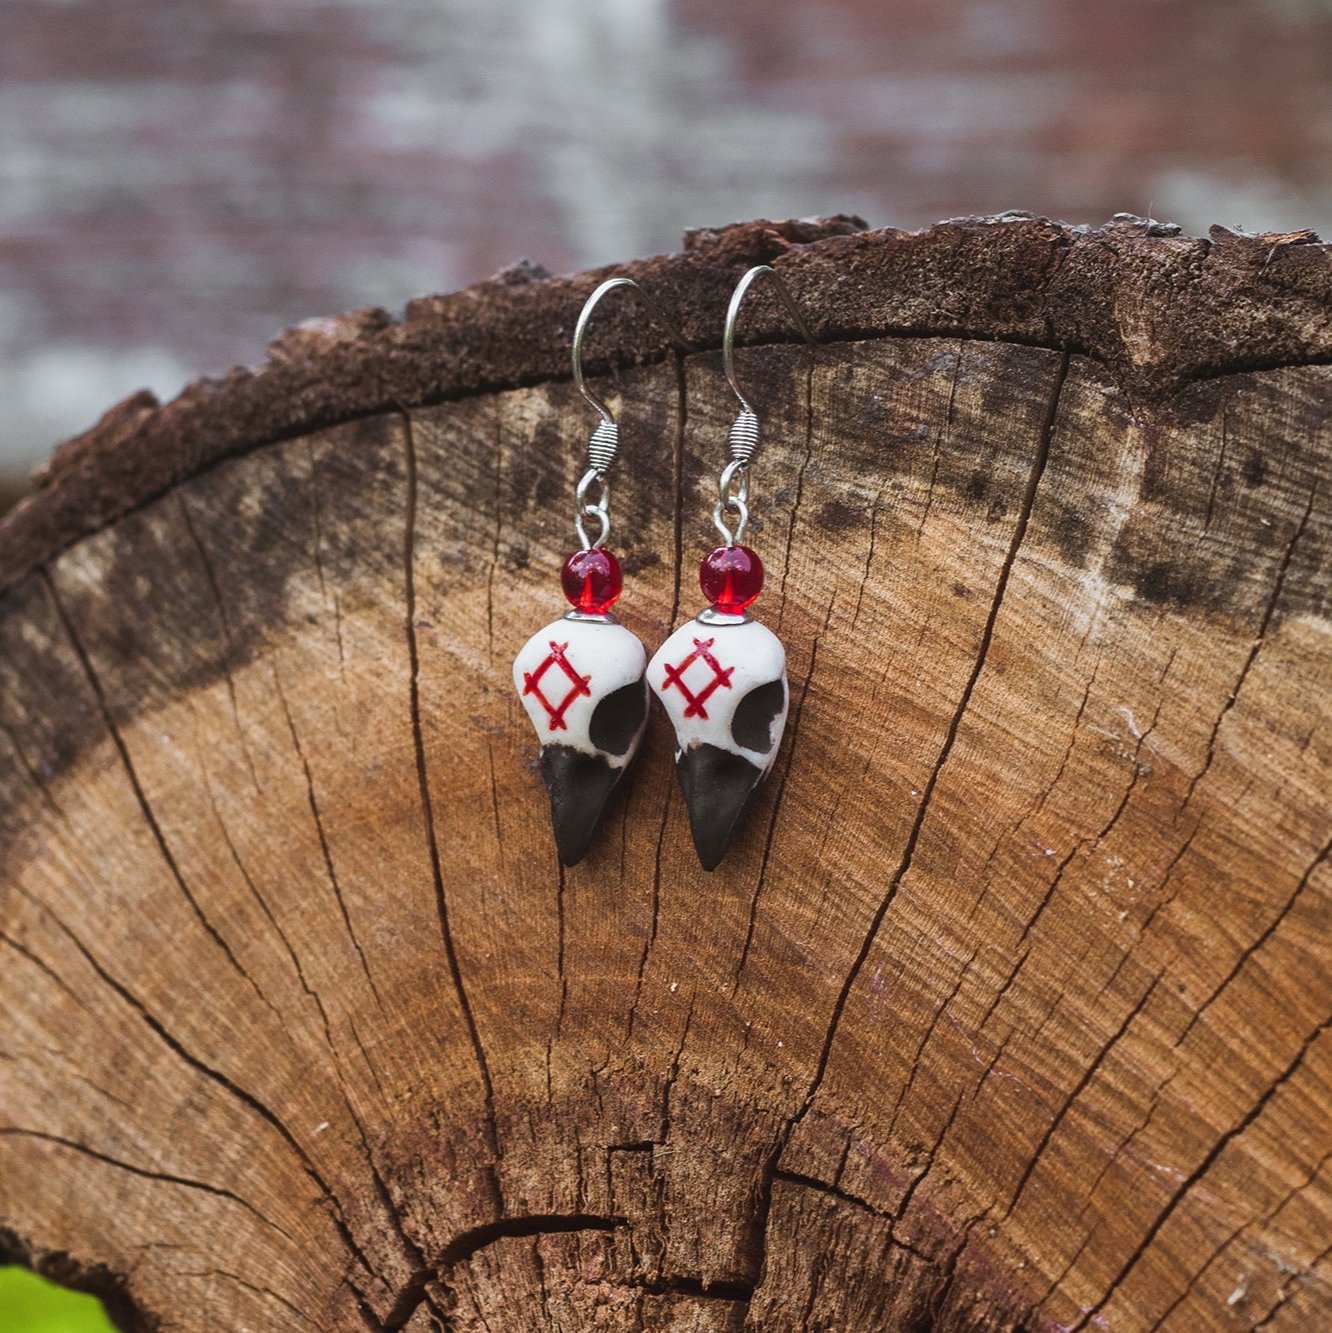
[1, 219, 1329, 1330]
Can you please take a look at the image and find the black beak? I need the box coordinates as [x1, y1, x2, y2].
[675, 743, 766, 871]
[540, 745, 624, 867]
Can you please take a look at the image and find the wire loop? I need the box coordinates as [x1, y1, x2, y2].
[574, 469, 610, 550]
[712, 460, 750, 545]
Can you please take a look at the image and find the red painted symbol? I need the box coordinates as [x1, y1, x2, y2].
[523, 640, 591, 731]
[660, 637, 734, 720]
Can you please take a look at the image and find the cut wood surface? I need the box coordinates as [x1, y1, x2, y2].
[0, 216, 1330, 1331]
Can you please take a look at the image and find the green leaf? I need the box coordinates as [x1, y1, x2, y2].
[0, 1268, 116, 1333]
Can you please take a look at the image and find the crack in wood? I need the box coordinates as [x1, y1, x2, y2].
[40, 569, 272, 1018]
[968, 642, 1106, 913]
[1066, 1010, 1332, 1330]
[1, 1041, 135, 1114]
[998, 968, 1166, 1230]
[773, 349, 817, 638]
[306, 437, 347, 676]
[1052, 828, 1332, 1311]
[9, 860, 387, 1303]
[787, 350, 1072, 1133]
[890, 1082, 969, 1236]
[199, 767, 398, 1177]
[1175, 828, 1332, 1048]
[771, 1170, 928, 1261]
[441, 1213, 627, 1271]
[1147, 1172, 1315, 1332]
[914, 345, 962, 545]
[1, 681, 401, 1309]
[400, 407, 503, 1216]
[736, 352, 1076, 1321]
[972, 681, 1171, 1043]
[176, 494, 261, 791]
[1017, 486, 1332, 1318]
[137, 692, 430, 1299]
[635, 1275, 754, 1303]
[270, 664, 385, 1012]
[554, 861, 569, 1042]
[173, 1266, 320, 1328]
[667, 348, 688, 631]
[1178, 482, 1318, 816]
[385, 1215, 627, 1332]
[848, 479, 886, 636]
[659, 991, 697, 1146]
[734, 631, 823, 991]
[0, 927, 87, 1011]
[0, 1127, 298, 1244]
[884, 941, 981, 1146]
[1250, 1235, 1332, 1329]
[626, 346, 698, 1043]
[0, 710, 67, 819]
[1163, 1132, 1332, 1330]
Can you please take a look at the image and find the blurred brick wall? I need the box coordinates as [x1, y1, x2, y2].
[3, 0, 1331, 483]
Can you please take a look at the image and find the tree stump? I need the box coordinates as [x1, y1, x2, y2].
[1, 216, 1330, 1331]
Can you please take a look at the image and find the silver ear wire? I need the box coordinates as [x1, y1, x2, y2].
[722, 265, 815, 414]
[715, 265, 815, 546]
[570, 277, 688, 550]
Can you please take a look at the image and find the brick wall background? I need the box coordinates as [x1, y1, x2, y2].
[3, 0, 1331, 486]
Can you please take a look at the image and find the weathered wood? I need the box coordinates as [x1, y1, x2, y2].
[1, 217, 1329, 1331]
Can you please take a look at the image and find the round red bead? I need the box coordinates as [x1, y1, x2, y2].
[700, 544, 764, 613]
[561, 548, 623, 614]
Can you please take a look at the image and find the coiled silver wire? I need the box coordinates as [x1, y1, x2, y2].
[586, 418, 620, 475]
[726, 408, 761, 466]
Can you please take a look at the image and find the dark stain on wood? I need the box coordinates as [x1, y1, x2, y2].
[1243, 449, 1268, 488]
[817, 498, 864, 533]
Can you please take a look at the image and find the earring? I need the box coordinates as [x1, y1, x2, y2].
[649, 266, 815, 870]
[513, 278, 686, 866]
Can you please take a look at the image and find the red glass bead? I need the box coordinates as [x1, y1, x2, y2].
[561, 547, 623, 614]
[700, 544, 764, 613]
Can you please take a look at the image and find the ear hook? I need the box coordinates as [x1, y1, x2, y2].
[722, 264, 815, 417]
[572, 277, 689, 426]
[714, 265, 816, 546]
[570, 277, 688, 550]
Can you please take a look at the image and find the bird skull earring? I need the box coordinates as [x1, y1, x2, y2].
[514, 278, 686, 866]
[649, 266, 815, 870]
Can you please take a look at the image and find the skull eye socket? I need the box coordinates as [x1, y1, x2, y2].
[731, 679, 786, 753]
[590, 679, 649, 756]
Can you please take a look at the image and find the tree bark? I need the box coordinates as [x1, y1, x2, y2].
[0, 215, 1329, 1331]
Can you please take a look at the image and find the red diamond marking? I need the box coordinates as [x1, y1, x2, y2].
[660, 637, 734, 720]
[523, 640, 592, 731]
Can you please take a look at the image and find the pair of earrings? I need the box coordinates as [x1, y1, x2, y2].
[513, 266, 813, 871]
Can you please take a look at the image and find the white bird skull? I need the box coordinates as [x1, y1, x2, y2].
[513, 616, 648, 865]
[648, 615, 789, 869]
